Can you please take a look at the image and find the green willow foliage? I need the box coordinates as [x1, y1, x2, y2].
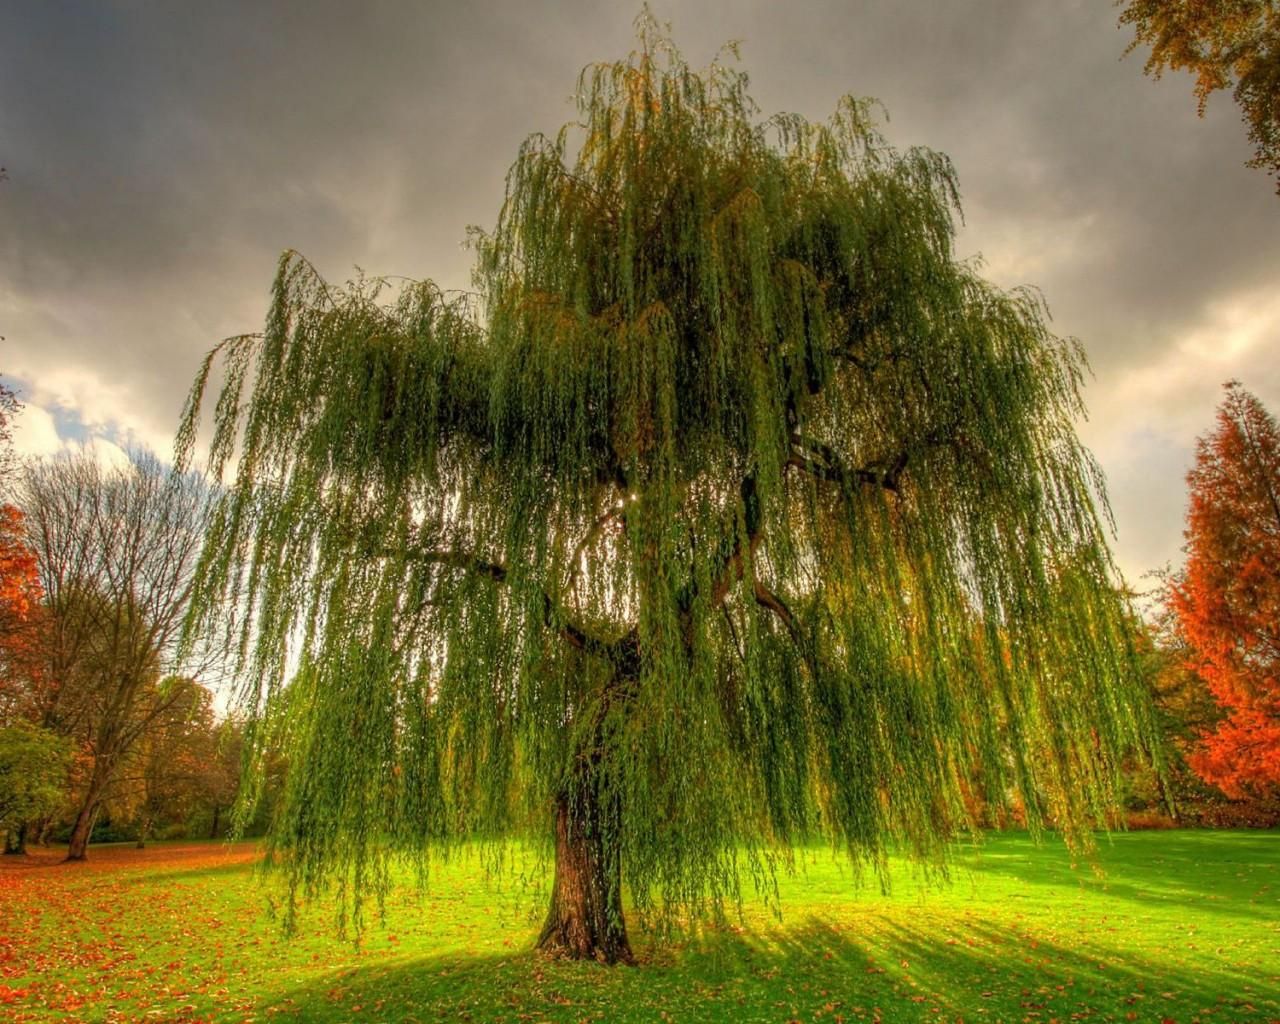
[179, 20, 1157, 933]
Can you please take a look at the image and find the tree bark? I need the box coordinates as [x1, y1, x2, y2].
[65, 798, 101, 861]
[3, 824, 26, 855]
[209, 804, 221, 840]
[1157, 771, 1181, 824]
[536, 772, 633, 965]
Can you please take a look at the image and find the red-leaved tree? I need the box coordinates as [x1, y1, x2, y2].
[0, 380, 46, 726]
[1170, 381, 1280, 796]
[0, 506, 45, 720]
[0, 507, 41, 636]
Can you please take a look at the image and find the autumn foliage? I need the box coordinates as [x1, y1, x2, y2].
[1121, 0, 1280, 192]
[1170, 382, 1280, 796]
[0, 505, 44, 721]
[0, 507, 39, 622]
[0, 381, 44, 721]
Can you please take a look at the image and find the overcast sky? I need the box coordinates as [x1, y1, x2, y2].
[2, 0, 1277, 589]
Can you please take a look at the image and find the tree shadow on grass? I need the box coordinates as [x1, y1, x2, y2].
[119, 854, 265, 886]
[262, 910, 1280, 1024]
[950, 830, 1280, 923]
[0, 843, 263, 887]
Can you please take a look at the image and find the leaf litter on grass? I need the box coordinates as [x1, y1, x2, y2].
[0, 833, 1277, 1023]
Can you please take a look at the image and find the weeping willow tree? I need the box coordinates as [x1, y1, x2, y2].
[178, 17, 1158, 964]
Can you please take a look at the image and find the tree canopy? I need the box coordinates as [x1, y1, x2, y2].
[1170, 382, 1280, 796]
[179, 18, 1157, 960]
[0, 504, 43, 719]
[0, 721, 71, 839]
[1121, 0, 1280, 191]
[15, 450, 215, 860]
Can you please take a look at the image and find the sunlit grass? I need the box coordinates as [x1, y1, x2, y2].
[2, 831, 1277, 1022]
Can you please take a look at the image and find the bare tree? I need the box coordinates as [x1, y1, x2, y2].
[16, 449, 215, 859]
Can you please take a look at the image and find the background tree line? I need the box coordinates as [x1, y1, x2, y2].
[1129, 381, 1280, 827]
[0, 373, 1277, 861]
[0, 383, 281, 857]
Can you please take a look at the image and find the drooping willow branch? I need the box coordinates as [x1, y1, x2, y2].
[176, 14, 1161, 940]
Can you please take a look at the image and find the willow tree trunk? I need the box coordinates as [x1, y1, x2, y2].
[536, 767, 633, 964]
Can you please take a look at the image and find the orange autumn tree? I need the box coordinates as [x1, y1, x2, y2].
[0, 383, 64, 855]
[1119, 0, 1280, 193]
[1170, 381, 1280, 795]
[0, 507, 41, 639]
[0, 507, 48, 761]
[0, 381, 45, 724]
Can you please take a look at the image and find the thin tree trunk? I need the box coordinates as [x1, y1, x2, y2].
[536, 767, 633, 964]
[209, 804, 221, 840]
[1157, 771, 1180, 824]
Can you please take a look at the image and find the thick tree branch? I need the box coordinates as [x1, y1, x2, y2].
[693, 439, 889, 663]
[567, 504, 624, 598]
[787, 432, 907, 494]
[704, 475, 763, 612]
[419, 549, 508, 583]
[349, 520, 636, 666]
[752, 576, 822, 684]
[752, 578, 802, 645]
[417, 548, 633, 666]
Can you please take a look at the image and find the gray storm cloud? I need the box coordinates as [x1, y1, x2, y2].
[2, 0, 1278, 586]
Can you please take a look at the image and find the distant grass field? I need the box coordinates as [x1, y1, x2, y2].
[1, 831, 1277, 1023]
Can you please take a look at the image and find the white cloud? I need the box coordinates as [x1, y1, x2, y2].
[1113, 282, 1280, 436]
[10, 399, 144, 472]
[11, 402, 63, 458]
[16, 367, 177, 464]
[1087, 281, 1280, 466]
[81, 435, 133, 471]
[1076, 281, 1280, 586]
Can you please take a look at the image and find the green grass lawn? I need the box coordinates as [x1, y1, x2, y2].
[2, 830, 1277, 1023]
